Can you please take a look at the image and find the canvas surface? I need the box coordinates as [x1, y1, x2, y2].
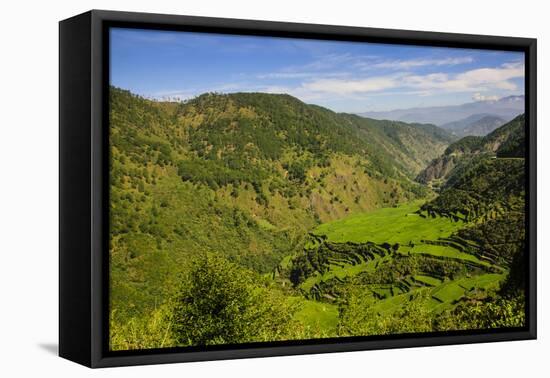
[107, 27, 527, 351]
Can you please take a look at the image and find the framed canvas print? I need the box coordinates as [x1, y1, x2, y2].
[59, 10, 537, 368]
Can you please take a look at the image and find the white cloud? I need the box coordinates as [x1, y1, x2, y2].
[301, 75, 399, 94]
[264, 54, 474, 77]
[256, 71, 349, 80]
[451, 62, 524, 90]
[150, 61, 524, 107]
[290, 53, 362, 71]
[298, 62, 524, 96]
[276, 53, 380, 75]
[472, 93, 501, 102]
[370, 56, 474, 70]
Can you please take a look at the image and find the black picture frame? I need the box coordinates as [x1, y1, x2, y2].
[59, 9, 537, 368]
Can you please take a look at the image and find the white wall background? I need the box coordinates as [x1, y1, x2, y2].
[0, 0, 546, 376]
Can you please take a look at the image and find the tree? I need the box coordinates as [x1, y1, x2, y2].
[172, 253, 300, 346]
[284, 162, 307, 183]
[435, 296, 525, 331]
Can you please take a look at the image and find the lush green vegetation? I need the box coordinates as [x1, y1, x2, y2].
[416, 114, 525, 186]
[109, 87, 526, 350]
[171, 253, 302, 345]
[313, 201, 463, 244]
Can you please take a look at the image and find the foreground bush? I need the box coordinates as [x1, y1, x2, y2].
[172, 253, 301, 346]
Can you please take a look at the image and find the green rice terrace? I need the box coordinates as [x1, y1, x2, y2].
[282, 201, 507, 333]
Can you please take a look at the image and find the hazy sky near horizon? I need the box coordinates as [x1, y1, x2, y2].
[110, 28, 525, 113]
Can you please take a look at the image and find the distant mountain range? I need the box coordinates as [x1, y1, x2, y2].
[441, 114, 507, 137]
[359, 95, 524, 136]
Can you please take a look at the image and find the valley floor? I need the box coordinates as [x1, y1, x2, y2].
[280, 200, 508, 338]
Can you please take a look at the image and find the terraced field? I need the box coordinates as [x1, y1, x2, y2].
[286, 201, 507, 334]
[314, 201, 463, 244]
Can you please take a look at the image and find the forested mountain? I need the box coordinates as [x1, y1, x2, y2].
[416, 114, 525, 186]
[174, 91, 454, 180]
[109, 87, 526, 350]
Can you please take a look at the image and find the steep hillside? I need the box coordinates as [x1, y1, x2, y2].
[485, 114, 525, 156]
[176, 92, 453, 181]
[420, 157, 525, 223]
[345, 115, 456, 174]
[416, 114, 525, 186]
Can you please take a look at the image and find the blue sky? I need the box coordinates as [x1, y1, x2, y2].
[110, 28, 525, 112]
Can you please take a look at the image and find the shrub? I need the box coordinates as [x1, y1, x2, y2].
[172, 254, 300, 346]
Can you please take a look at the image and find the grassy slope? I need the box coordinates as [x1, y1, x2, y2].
[314, 201, 463, 244]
